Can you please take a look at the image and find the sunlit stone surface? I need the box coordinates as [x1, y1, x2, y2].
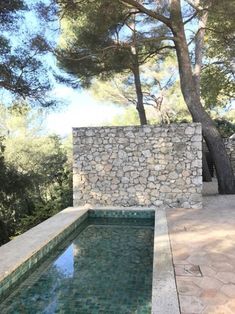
[73, 124, 202, 209]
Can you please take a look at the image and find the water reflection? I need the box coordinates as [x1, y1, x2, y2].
[54, 244, 75, 278]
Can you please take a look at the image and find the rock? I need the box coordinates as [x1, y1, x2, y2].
[148, 176, 155, 182]
[95, 164, 104, 171]
[169, 172, 178, 180]
[160, 185, 171, 193]
[142, 150, 151, 157]
[121, 177, 129, 184]
[185, 127, 195, 135]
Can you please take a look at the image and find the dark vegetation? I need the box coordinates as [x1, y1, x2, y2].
[0, 105, 72, 245]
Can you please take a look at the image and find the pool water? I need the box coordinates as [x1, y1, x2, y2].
[0, 218, 154, 314]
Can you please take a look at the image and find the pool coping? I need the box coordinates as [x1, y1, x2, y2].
[0, 206, 180, 313]
[152, 209, 180, 314]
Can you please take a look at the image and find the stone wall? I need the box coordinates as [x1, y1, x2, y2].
[73, 124, 202, 209]
[203, 137, 235, 176]
[225, 137, 235, 174]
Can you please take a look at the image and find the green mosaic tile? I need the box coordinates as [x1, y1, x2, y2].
[0, 217, 153, 313]
[88, 209, 155, 219]
[0, 212, 88, 300]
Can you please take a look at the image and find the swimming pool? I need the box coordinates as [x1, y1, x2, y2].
[0, 214, 154, 313]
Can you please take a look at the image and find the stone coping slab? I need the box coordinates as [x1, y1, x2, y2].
[152, 209, 180, 314]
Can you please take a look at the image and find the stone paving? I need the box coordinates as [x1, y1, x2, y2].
[167, 195, 235, 314]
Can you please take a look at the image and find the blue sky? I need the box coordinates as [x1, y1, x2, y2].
[45, 87, 123, 136]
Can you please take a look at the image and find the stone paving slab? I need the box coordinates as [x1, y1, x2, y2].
[167, 195, 235, 314]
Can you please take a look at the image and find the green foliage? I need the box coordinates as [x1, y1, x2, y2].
[57, 1, 129, 86]
[92, 55, 191, 124]
[91, 73, 137, 107]
[214, 119, 235, 138]
[0, 0, 25, 24]
[0, 137, 31, 244]
[57, 0, 169, 86]
[201, 65, 235, 109]
[205, 0, 235, 62]
[223, 110, 235, 124]
[110, 107, 140, 126]
[0, 1, 54, 107]
[201, 0, 235, 110]
[0, 104, 73, 245]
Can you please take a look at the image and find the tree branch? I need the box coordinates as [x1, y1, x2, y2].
[184, 11, 198, 25]
[185, 0, 202, 11]
[139, 45, 175, 64]
[133, 36, 176, 44]
[120, 0, 172, 28]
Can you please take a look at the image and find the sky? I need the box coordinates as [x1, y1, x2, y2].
[45, 87, 124, 136]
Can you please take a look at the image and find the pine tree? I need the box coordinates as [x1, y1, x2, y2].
[57, 0, 170, 125]
[0, 1, 54, 106]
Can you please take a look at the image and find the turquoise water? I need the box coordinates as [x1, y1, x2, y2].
[0, 218, 154, 313]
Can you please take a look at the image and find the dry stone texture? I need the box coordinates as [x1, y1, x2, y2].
[73, 124, 202, 208]
[203, 137, 235, 178]
[225, 138, 235, 174]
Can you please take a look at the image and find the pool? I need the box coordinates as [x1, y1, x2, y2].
[0, 213, 154, 313]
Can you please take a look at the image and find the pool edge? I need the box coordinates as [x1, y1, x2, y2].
[152, 209, 180, 314]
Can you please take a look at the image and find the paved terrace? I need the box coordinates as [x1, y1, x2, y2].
[167, 194, 235, 314]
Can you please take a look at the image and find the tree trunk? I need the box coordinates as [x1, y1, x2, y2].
[0, 219, 9, 246]
[132, 63, 148, 125]
[129, 13, 148, 125]
[202, 151, 212, 182]
[170, 0, 235, 194]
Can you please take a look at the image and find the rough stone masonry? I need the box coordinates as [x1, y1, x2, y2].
[225, 137, 235, 174]
[73, 124, 202, 209]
